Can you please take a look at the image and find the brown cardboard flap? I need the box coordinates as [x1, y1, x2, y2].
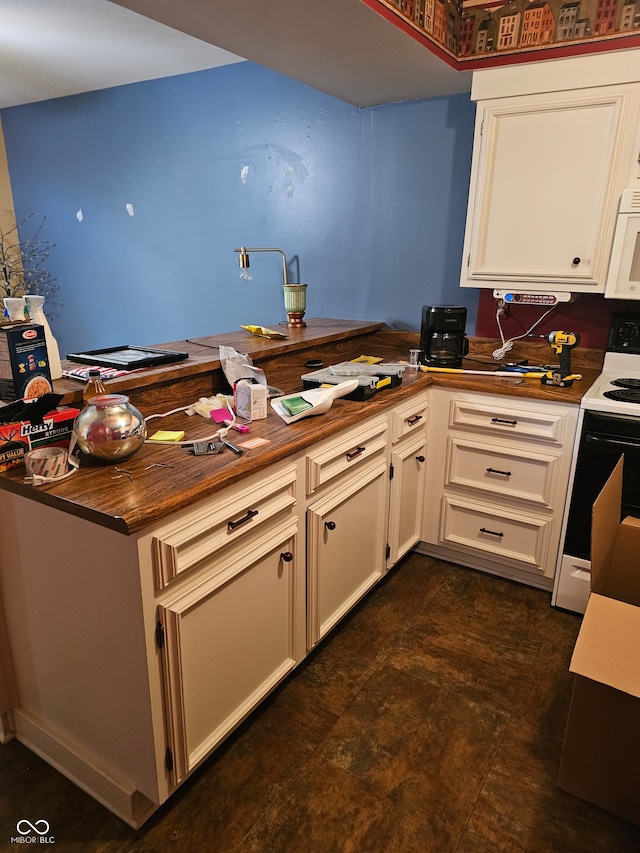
[570, 594, 640, 698]
[557, 676, 640, 826]
[609, 518, 640, 607]
[591, 458, 624, 598]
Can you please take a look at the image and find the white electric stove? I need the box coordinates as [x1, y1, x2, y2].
[581, 350, 640, 415]
[553, 313, 640, 614]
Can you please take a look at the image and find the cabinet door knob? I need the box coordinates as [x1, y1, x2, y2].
[572, 257, 581, 265]
[227, 508, 259, 531]
[416, 455, 425, 463]
[325, 521, 336, 531]
[280, 551, 293, 562]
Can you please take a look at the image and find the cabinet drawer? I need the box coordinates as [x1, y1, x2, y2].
[306, 416, 387, 496]
[390, 391, 429, 444]
[152, 464, 297, 589]
[439, 495, 550, 574]
[445, 436, 558, 509]
[449, 398, 568, 446]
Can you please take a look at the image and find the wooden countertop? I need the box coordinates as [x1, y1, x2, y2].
[49, 319, 388, 411]
[0, 319, 602, 535]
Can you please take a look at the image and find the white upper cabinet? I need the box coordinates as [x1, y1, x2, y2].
[460, 50, 640, 295]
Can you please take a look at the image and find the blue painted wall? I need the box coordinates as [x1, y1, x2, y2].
[1, 61, 477, 357]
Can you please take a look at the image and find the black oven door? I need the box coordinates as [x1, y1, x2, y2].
[564, 410, 640, 560]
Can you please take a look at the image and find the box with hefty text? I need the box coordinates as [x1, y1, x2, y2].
[0, 406, 80, 472]
[557, 457, 640, 826]
[0, 322, 53, 401]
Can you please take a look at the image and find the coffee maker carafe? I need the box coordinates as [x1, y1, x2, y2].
[420, 305, 469, 369]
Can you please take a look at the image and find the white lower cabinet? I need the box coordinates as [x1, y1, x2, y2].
[305, 416, 390, 648]
[149, 462, 305, 789]
[387, 391, 429, 568]
[421, 389, 578, 587]
[307, 458, 389, 647]
[157, 518, 301, 787]
[0, 389, 434, 827]
[387, 432, 427, 567]
[2, 382, 583, 827]
[304, 392, 429, 646]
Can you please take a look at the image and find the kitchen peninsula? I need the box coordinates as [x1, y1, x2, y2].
[0, 319, 601, 827]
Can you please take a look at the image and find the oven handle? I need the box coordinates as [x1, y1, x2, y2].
[584, 433, 640, 451]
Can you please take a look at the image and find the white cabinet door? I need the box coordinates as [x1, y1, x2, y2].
[387, 431, 427, 568]
[307, 459, 388, 648]
[462, 85, 640, 293]
[158, 520, 303, 786]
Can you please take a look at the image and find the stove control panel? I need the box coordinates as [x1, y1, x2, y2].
[608, 313, 640, 353]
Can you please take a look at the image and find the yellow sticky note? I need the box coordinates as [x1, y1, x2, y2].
[148, 430, 185, 442]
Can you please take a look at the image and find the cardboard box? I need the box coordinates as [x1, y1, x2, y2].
[557, 457, 640, 826]
[0, 406, 79, 472]
[234, 379, 267, 420]
[0, 322, 53, 401]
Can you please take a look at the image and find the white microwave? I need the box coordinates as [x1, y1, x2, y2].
[605, 188, 640, 299]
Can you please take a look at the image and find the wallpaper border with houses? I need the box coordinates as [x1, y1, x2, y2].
[365, 0, 640, 69]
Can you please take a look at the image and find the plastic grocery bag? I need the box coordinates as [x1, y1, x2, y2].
[219, 346, 267, 388]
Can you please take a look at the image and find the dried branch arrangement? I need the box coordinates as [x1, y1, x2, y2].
[0, 213, 59, 310]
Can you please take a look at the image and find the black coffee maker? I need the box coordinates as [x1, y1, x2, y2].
[420, 305, 469, 369]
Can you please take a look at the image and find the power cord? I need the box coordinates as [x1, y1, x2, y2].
[492, 303, 557, 360]
[144, 396, 236, 446]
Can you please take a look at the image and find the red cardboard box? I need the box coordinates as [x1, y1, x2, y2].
[0, 406, 79, 472]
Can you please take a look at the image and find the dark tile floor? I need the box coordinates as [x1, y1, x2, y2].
[1, 554, 640, 852]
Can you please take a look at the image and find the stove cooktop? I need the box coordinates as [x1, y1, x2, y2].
[582, 351, 640, 414]
[603, 388, 640, 404]
[581, 314, 640, 415]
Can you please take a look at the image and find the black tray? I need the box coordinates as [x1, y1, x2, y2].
[66, 345, 189, 369]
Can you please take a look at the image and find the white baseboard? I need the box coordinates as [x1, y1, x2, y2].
[12, 707, 158, 829]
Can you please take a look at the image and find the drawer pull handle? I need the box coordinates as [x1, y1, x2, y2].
[325, 521, 336, 531]
[486, 467, 511, 477]
[280, 551, 293, 563]
[227, 508, 259, 531]
[491, 417, 517, 426]
[346, 446, 366, 460]
[407, 414, 423, 426]
[480, 527, 504, 538]
[416, 455, 425, 463]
